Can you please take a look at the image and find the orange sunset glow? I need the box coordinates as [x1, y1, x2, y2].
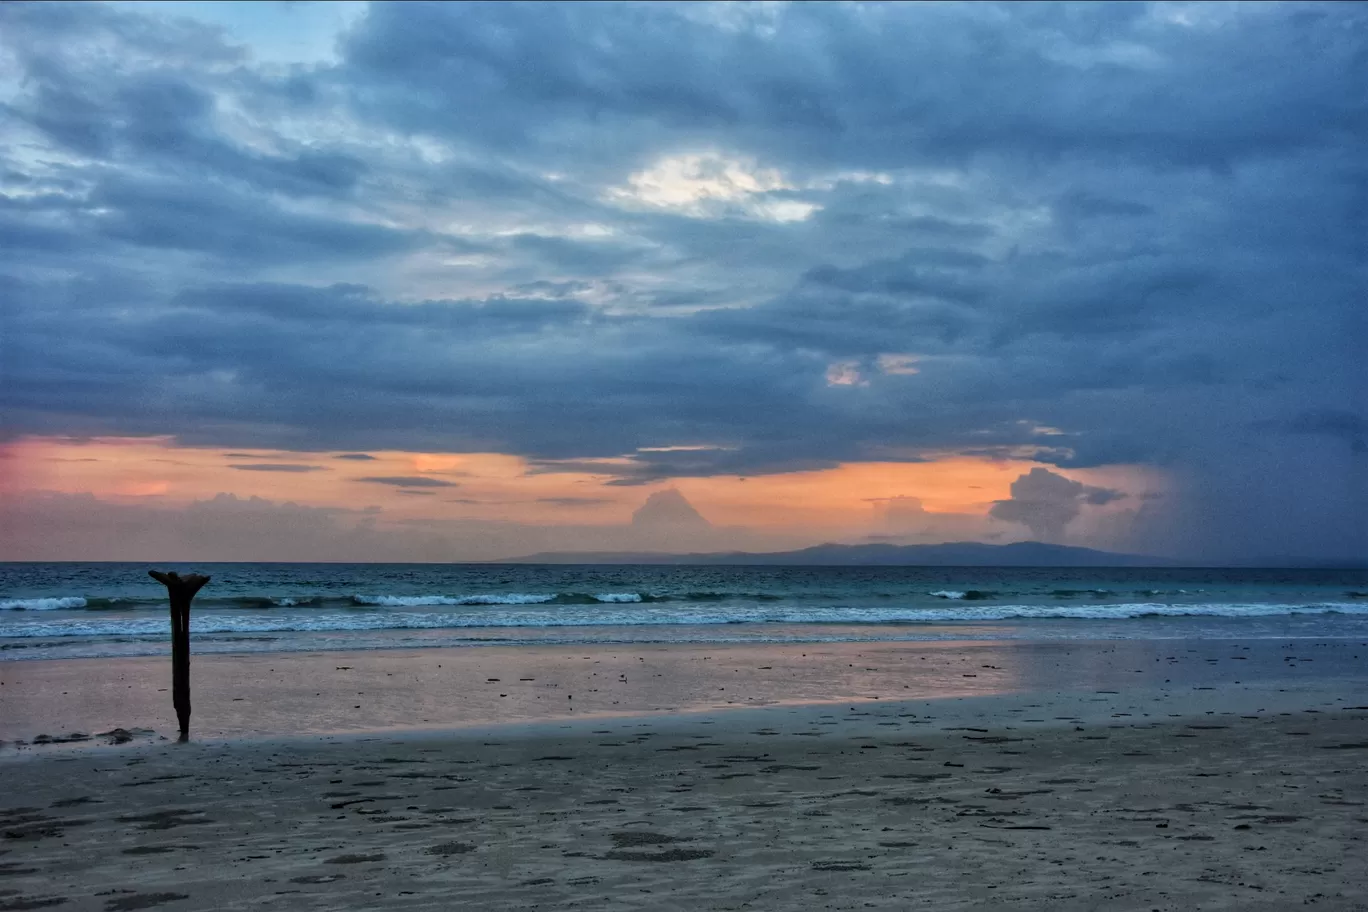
[0, 435, 1161, 561]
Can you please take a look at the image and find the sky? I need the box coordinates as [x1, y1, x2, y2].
[0, 1, 1363, 563]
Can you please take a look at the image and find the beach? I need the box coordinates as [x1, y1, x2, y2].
[4, 0, 1364, 907]
[2, 638, 1367, 910]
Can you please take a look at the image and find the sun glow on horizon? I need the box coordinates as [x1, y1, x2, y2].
[1, 435, 1160, 553]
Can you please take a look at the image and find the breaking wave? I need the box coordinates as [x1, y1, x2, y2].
[2, 591, 803, 611]
[353, 593, 555, 607]
[0, 597, 88, 611]
[350, 592, 649, 607]
[2, 601, 1366, 639]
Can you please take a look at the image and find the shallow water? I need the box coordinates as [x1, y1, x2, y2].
[2, 562, 1366, 660]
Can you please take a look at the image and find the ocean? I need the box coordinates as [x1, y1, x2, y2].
[3, 562, 1367, 662]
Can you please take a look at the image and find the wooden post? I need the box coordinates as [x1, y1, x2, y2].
[149, 571, 211, 741]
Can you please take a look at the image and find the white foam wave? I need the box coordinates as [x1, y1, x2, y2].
[594, 593, 643, 603]
[352, 593, 557, 607]
[930, 590, 966, 600]
[352, 595, 461, 607]
[2, 601, 1366, 639]
[462, 594, 559, 605]
[0, 597, 88, 611]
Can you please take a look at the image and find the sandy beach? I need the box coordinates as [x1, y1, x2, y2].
[2, 640, 1366, 910]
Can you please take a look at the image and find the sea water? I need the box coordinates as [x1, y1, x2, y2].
[1, 562, 1365, 661]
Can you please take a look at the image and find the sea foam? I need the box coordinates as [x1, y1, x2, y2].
[3, 601, 1366, 639]
[352, 594, 558, 607]
[0, 597, 88, 611]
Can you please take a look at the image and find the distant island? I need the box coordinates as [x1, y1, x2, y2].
[503, 540, 1176, 567]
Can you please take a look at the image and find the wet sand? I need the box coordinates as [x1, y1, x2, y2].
[1, 640, 1366, 909]
[3, 637, 1364, 743]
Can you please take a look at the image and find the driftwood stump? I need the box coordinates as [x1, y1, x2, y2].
[149, 570, 211, 741]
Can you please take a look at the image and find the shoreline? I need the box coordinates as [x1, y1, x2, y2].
[7, 612, 1368, 666]
[4, 637, 1366, 909]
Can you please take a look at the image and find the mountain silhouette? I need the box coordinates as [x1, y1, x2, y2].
[503, 540, 1173, 566]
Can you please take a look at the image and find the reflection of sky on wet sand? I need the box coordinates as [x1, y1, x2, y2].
[1, 639, 1359, 743]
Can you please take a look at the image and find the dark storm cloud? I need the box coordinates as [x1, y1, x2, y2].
[1274, 410, 1368, 454]
[0, 5, 361, 200]
[88, 176, 421, 263]
[527, 446, 846, 486]
[990, 468, 1125, 541]
[341, 1, 1365, 173]
[1, 1, 1364, 559]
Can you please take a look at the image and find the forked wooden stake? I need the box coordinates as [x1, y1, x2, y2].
[148, 570, 211, 741]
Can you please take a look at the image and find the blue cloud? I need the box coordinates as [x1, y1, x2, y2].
[0, 1, 1362, 560]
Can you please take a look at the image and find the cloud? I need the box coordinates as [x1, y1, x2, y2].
[1275, 409, 1368, 454]
[632, 489, 711, 531]
[537, 496, 614, 507]
[355, 476, 459, 488]
[865, 495, 1001, 545]
[625, 489, 718, 551]
[0, 1, 1363, 560]
[876, 496, 930, 527]
[1083, 487, 1127, 507]
[228, 463, 327, 473]
[334, 453, 378, 461]
[990, 468, 1126, 541]
[0, 489, 807, 562]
